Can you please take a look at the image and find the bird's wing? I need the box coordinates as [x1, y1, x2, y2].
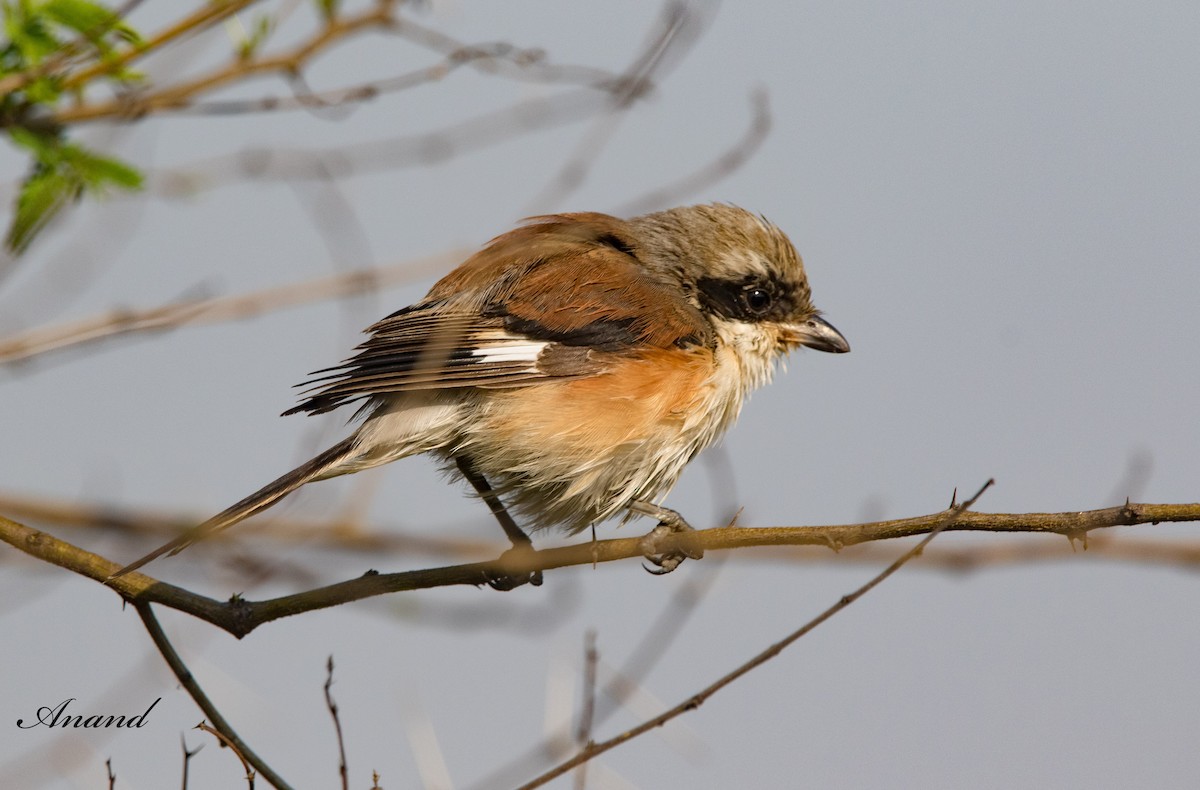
[286, 217, 710, 416]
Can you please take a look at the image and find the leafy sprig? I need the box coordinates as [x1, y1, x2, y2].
[2, 0, 144, 254]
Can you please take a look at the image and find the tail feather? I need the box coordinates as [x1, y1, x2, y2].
[110, 437, 358, 579]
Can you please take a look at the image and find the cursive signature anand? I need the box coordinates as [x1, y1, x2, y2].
[16, 698, 161, 729]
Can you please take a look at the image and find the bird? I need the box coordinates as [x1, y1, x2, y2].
[113, 203, 849, 587]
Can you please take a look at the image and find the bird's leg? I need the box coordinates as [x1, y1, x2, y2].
[630, 501, 705, 575]
[455, 456, 543, 589]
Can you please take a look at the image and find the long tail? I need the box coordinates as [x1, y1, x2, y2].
[110, 437, 359, 579]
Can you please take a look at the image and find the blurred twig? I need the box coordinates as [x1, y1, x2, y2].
[0, 490, 493, 557]
[615, 87, 772, 216]
[0, 0, 260, 98]
[573, 630, 599, 790]
[61, 1, 265, 92]
[0, 250, 467, 366]
[51, 4, 619, 124]
[513, 480, 996, 789]
[523, 1, 706, 212]
[468, 557, 725, 790]
[56, 3, 396, 124]
[150, 84, 620, 193]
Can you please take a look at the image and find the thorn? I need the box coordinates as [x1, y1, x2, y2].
[948, 487, 958, 509]
[1121, 498, 1137, 523]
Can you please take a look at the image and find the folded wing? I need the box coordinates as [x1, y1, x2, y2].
[286, 214, 711, 417]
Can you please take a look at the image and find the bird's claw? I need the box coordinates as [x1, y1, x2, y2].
[485, 570, 543, 590]
[484, 545, 544, 590]
[642, 555, 683, 575]
[638, 519, 703, 576]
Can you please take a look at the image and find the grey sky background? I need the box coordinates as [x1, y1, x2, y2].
[2, 1, 1198, 787]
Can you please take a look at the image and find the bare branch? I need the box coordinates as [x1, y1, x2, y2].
[3, 498, 1199, 639]
[55, 4, 398, 124]
[135, 601, 291, 789]
[154, 43, 616, 118]
[0, 251, 467, 366]
[150, 83, 613, 193]
[512, 480, 996, 790]
[466, 555, 726, 790]
[573, 630, 599, 790]
[49, 5, 620, 124]
[324, 656, 349, 790]
[766, 534, 1200, 573]
[133, 3, 692, 197]
[181, 734, 203, 790]
[194, 722, 255, 789]
[576, 630, 599, 746]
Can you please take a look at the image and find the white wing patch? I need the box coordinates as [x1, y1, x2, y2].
[470, 341, 549, 365]
[285, 319, 594, 415]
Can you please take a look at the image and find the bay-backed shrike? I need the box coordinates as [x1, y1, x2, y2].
[115, 203, 849, 587]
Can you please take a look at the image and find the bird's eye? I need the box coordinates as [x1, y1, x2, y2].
[744, 287, 772, 314]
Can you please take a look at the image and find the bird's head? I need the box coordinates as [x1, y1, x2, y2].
[629, 203, 850, 360]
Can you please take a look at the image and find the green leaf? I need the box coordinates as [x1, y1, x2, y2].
[7, 125, 60, 159]
[68, 144, 143, 189]
[4, 131, 143, 254]
[1, 0, 142, 73]
[6, 166, 80, 254]
[22, 75, 61, 102]
[237, 13, 273, 60]
[42, 0, 142, 54]
[42, 0, 113, 36]
[7, 12, 64, 64]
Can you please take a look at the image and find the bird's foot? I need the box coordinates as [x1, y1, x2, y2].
[484, 544, 544, 591]
[632, 503, 704, 575]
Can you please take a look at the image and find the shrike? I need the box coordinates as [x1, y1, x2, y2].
[115, 203, 849, 586]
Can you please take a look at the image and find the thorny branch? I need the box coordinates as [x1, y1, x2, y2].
[135, 601, 292, 789]
[2, 499, 1198, 639]
[181, 734, 204, 790]
[514, 480, 997, 789]
[324, 657, 349, 790]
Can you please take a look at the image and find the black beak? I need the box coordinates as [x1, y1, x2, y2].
[789, 315, 850, 353]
